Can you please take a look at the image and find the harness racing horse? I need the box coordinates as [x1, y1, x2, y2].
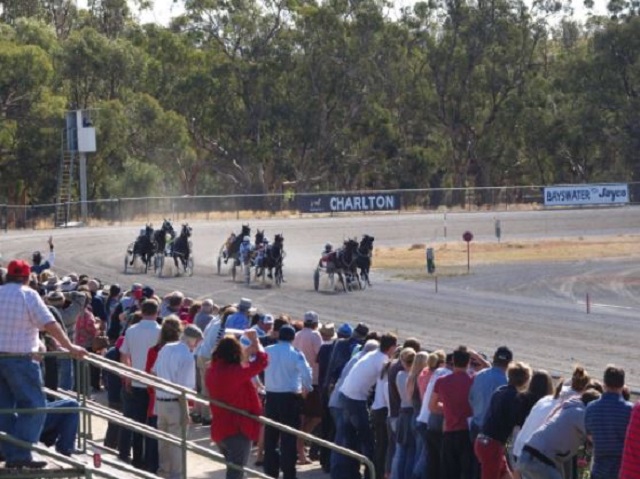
[324, 238, 359, 292]
[224, 224, 250, 264]
[355, 234, 375, 287]
[259, 234, 285, 285]
[172, 223, 193, 275]
[154, 219, 175, 257]
[130, 224, 155, 272]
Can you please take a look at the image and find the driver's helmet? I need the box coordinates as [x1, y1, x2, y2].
[243, 236, 251, 242]
[324, 242, 333, 252]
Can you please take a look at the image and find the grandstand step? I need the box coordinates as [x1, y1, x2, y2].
[0, 452, 156, 479]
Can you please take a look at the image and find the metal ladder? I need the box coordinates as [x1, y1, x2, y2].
[55, 129, 75, 227]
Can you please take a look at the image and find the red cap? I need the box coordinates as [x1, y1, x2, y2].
[7, 260, 31, 277]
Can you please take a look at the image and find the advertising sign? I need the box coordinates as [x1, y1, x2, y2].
[298, 193, 400, 213]
[544, 184, 629, 206]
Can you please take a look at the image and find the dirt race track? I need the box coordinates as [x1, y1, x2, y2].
[1, 207, 639, 388]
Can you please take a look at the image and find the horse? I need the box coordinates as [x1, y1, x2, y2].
[224, 224, 250, 264]
[172, 223, 192, 273]
[260, 233, 285, 283]
[154, 219, 175, 257]
[324, 238, 359, 291]
[355, 234, 375, 286]
[130, 224, 155, 271]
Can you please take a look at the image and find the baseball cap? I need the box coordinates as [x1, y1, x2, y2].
[304, 311, 319, 324]
[261, 314, 274, 325]
[142, 286, 155, 299]
[494, 346, 513, 362]
[7, 260, 31, 277]
[337, 323, 353, 338]
[278, 325, 296, 341]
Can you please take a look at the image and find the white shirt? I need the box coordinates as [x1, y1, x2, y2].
[152, 341, 196, 400]
[417, 367, 452, 424]
[512, 395, 558, 457]
[0, 283, 55, 353]
[120, 318, 161, 388]
[371, 375, 389, 411]
[340, 350, 388, 401]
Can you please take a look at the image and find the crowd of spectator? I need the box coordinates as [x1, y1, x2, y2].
[0, 241, 639, 479]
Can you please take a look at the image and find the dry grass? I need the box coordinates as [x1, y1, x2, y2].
[374, 234, 640, 271]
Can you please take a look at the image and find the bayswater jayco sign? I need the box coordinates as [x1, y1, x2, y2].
[298, 193, 400, 213]
[544, 184, 629, 206]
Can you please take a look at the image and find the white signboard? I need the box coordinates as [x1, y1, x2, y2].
[544, 184, 629, 206]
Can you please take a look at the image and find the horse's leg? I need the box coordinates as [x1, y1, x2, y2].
[338, 271, 347, 292]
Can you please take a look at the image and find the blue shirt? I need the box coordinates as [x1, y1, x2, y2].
[225, 311, 250, 330]
[264, 341, 313, 394]
[585, 392, 633, 479]
[469, 366, 507, 427]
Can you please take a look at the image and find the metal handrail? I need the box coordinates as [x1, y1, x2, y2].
[0, 431, 118, 479]
[83, 352, 377, 478]
[0, 351, 374, 479]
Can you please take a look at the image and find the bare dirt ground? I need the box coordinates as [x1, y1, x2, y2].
[2, 207, 639, 391]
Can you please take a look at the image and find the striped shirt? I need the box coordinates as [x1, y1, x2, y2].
[585, 392, 633, 479]
[620, 401, 640, 479]
[0, 282, 56, 353]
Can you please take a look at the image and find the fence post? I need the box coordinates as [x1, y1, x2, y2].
[180, 392, 188, 479]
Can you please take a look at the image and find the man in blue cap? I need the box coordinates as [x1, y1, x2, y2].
[263, 325, 313, 479]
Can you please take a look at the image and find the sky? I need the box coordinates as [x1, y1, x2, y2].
[77, 0, 610, 26]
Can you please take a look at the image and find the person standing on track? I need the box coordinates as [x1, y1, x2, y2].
[30, 237, 55, 275]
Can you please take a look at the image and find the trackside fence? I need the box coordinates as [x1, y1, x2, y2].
[3, 183, 640, 229]
[0, 352, 375, 479]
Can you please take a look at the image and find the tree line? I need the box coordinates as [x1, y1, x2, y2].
[0, 0, 638, 206]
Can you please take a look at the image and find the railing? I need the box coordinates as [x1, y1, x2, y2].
[0, 351, 376, 479]
[3, 183, 640, 229]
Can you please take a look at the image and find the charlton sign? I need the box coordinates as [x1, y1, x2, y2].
[298, 193, 401, 213]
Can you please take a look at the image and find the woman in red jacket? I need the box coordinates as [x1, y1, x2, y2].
[207, 330, 268, 479]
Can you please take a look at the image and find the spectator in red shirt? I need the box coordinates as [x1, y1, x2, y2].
[429, 346, 484, 479]
[620, 401, 640, 479]
[207, 330, 268, 479]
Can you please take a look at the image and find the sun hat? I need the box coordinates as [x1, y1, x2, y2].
[319, 322, 336, 340]
[46, 291, 65, 305]
[183, 324, 204, 341]
[238, 298, 252, 311]
[352, 323, 370, 340]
